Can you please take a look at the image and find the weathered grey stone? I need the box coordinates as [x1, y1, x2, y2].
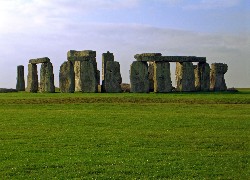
[0, 88, 18, 93]
[68, 56, 91, 62]
[103, 61, 122, 93]
[68, 50, 98, 93]
[210, 63, 228, 91]
[67, 50, 96, 60]
[176, 62, 195, 92]
[135, 53, 206, 63]
[80, 60, 98, 93]
[97, 70, 100, 85]
[59, 61, 75, 93]
[148, 62, 154, 92]
[130, 61, 149, 93]
[26, 63, 38, 93]
[29, 57, 50, 64]
[74, 61, 82, 92]
[74, 60, 98, 92]
[102, 51, 114, 81]
[154, 62, 172, 93]
[121, 83, 130, 92]
[40, 62, 55, 93]
[16, 65, 25, 91]
[194, 62, 210, 91]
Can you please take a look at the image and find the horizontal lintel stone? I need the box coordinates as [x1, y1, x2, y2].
[67, 50, 96, 59]
[29, 57, 50, 64]
[135, 55, 206, 63]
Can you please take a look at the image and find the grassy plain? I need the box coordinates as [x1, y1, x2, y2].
[0, 90, 249, 179]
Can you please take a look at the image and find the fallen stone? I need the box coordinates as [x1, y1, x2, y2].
[121, 83, 130, 92]
[0, 88, 18, 93]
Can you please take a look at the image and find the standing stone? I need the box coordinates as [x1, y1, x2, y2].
[74, 61, 82, 92]
[16, 65, 25, 91]
[176, 62, 195, 92]
[130, 61, 149, 93]
[68, 50, 98, 93]
[148, 62, 154, 92]
[102, 51, 114, 81]
[103, 61, 122, 93]
[40, 62, 55, 93]
[97, 70, 100, 85]
[80, 60, 98, 93]
[210, 63, 228, 91]
[102, 51, 114, 92]
[26, 64, 38, 93]
[194, 62, 210, 91]
[59, 61, 75, 93]
[154, 62, 172, 93]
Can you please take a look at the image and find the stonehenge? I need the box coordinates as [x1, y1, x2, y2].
[20, 50, 229, 93]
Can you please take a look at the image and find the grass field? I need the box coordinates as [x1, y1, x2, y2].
[0, 90, 249, 179]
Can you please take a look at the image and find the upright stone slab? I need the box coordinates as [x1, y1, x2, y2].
[40, 62, 55, 93]
[74, 61, 82, 91]
[176, 62, 195, 92]
[26, 64, 38, 93]
[210, 63, 228, 91]
[148, 62, 154, 92]
[80, 60, 98, 93]
[102, 51, 114, 81]
[130, 61, 149, 93]
[154, 62, 172, 93]
[103, 61, 122, 93]
[68, 50, 98, 93]
[59, 61, 75, 93]
[194, 62, 210, 91]
[16, 65, 25, 91]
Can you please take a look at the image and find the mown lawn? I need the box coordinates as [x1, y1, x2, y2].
[0, 91, 249, 179]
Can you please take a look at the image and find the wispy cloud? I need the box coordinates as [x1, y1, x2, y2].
[184, 0, 242, 10]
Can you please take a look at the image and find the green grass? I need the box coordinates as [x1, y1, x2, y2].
[0, 91, 249, 179]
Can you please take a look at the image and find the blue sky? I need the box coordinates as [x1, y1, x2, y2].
[0, 0, 249, 88]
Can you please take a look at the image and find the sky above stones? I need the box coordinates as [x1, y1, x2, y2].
[0, 0, 249, 88]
